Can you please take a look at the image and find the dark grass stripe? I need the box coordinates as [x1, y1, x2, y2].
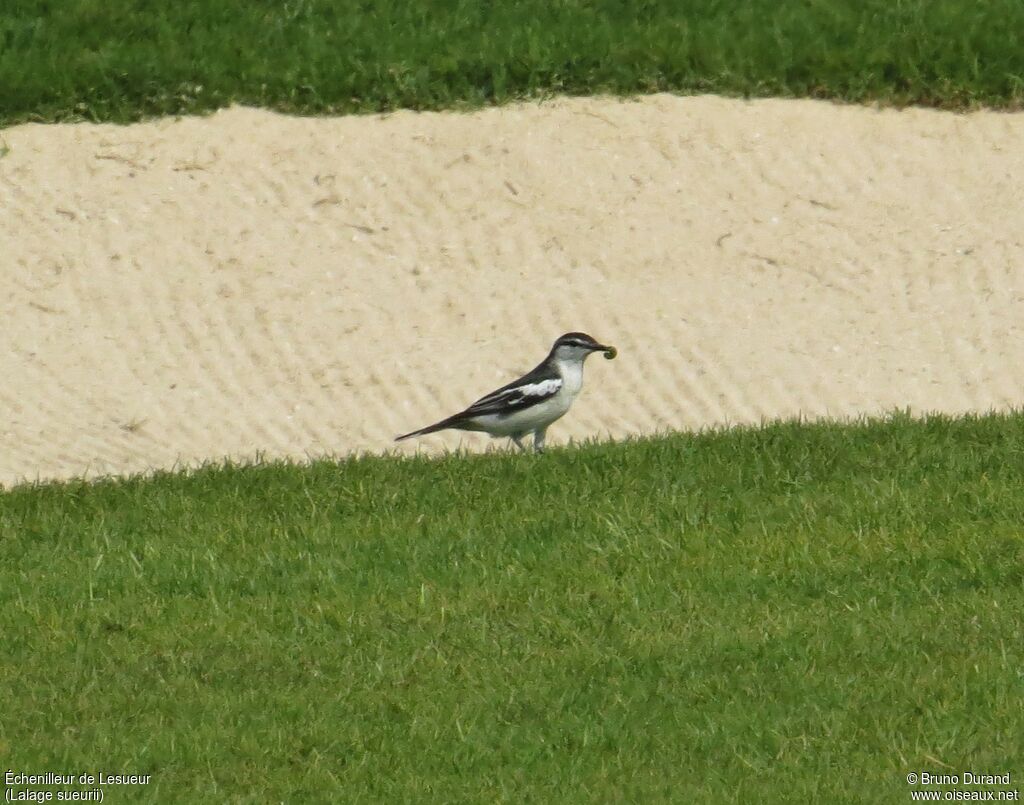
[2, 0, 1023, 126]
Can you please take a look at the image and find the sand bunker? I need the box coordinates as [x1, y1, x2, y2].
[2, 94, 1023, 485]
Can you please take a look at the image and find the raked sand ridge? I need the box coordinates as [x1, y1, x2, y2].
[2, 94, 1024, 486]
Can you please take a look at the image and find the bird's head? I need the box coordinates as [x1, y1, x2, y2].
[550, 332, 617, 363]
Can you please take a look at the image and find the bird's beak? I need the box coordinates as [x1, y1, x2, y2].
[594, 343, 617, 360]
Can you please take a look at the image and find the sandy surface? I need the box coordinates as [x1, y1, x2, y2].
[2, 94, 1024, 485]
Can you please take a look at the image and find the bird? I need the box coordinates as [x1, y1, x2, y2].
[395, 332, 617, 453]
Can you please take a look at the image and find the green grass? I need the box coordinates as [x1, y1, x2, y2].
[2, 411, 1023, 802]
[2, 0, 1024, 126]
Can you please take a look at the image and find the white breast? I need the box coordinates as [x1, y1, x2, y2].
[557, 359, 585, 398]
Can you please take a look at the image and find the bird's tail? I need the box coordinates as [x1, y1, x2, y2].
[394, 414, 462, 442]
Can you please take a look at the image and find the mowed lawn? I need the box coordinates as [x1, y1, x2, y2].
[1, 0, 1023, 126]
[1, 412, 1022, 801]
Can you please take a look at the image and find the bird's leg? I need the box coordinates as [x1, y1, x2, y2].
[510, 434, 527, 452]
[533, 428, 547, 454]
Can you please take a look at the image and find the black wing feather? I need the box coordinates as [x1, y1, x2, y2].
[395, 361, 561, 441]
[461, 361, 561, 418]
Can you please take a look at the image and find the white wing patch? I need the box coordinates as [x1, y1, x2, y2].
[468, 375, 563, 416]
[519, 378, 562, 397]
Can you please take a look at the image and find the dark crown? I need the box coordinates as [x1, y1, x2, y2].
[554, 332, 599, 348]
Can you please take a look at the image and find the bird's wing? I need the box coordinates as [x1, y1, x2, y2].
[461, 365, 562, 418]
